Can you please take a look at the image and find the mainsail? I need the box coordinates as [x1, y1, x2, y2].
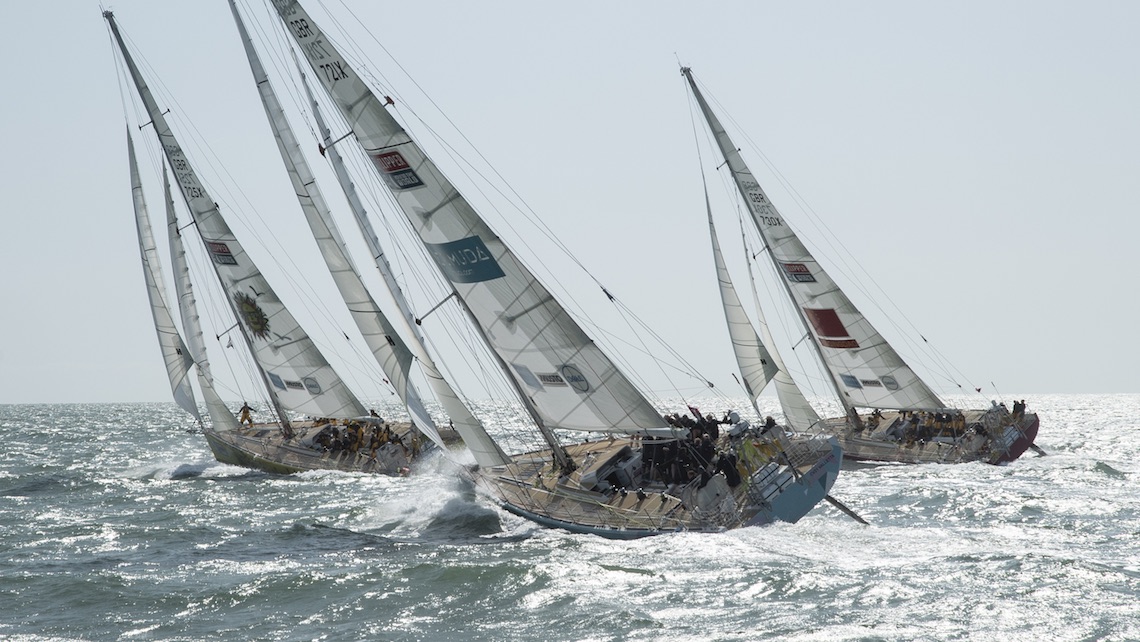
[128, 130, 201, 424]
[272, 0, 667, 436]
[108, 11, 367, 421]
[684, 68, 944, 413]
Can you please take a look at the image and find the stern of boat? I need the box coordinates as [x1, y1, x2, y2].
[744, 438, 843, 526]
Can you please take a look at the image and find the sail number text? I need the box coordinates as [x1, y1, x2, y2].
[162, 145, 205, 199]
[742, 181, 782, 226]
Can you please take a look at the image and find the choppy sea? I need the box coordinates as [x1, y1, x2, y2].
[1, 393, 1137, 641]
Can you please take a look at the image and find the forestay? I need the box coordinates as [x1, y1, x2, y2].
[109, 13, 366, 420]
[684, 68, 944, 412]
[274, 0, 667, 435]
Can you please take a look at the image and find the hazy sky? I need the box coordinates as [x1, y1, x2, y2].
[2, 0, 1138, 404]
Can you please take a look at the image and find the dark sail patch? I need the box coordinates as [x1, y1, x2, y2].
[372, 151, 424, 189]
[426, 236, 505, 283]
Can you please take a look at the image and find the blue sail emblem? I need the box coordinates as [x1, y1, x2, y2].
[426, 236, 505, 283]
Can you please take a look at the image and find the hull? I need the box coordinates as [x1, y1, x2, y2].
[822, 408, 1039, 465]
[474, 431, 842, 539]
[201, 420, 459, 476]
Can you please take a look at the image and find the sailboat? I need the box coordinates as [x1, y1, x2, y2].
[683, 67, 1040, 465]
[110, 11, 467, 476]
[262, 0, 842, 536]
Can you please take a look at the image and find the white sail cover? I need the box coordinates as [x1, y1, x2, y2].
[128, 131, 202, 424]
[109, 13, 366, 420]
[274, 0, 667, 434]
[684, 68, 944, 412]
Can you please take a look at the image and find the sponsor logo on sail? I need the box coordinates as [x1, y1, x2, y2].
[881, 375, 899, 391]
[803, 308, 859, 349]
[861, 379, 883, 388]
[285, 380, 304, 391]
[234, 292, 271, 340]
[426, 236, 506, 283]
[560, 364, 590, 393]
[538, 373, 567, 387]
[207, 241, 238, 266]
[372, 151, 424, 189]
[840, 374, 862, 389]
[303, 377, 322, 395]
[781, 262, 816, 283]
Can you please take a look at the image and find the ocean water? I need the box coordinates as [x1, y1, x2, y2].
[1, 394, 1137, 641]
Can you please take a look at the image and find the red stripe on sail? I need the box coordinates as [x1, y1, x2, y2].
[804, 308, 859, 348]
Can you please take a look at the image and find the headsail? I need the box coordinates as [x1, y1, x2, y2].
[108, 11, 367, 421]
[228, 0, 452, 450]
[273, 0, 667, 436]
[684, 68, 944, 412]
[740, 223, 822, 431]
[703, 183, 778, 411]
[128, 130, 201, 424]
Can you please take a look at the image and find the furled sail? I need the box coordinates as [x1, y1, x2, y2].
[273, 0, 667, 435]
[128, 130, 202, 424]
[684, 68, 944, 412]
[108, 12, 366, 420]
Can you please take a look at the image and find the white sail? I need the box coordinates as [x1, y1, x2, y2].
[108, 13, 367, 421]
[163, 165, 243, 433]
[285, 35, 510, 467]
[274, 0, 667, 435]
[164, 165, 212, 385]
[740, 225, 823, 431]
[228, 0, 452, 451]
[684, 68, 944, 412]
[704, 186, 778, 410]
[128, 131, 202, 424]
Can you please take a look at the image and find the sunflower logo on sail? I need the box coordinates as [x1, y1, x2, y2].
[234, 292, 270, 340]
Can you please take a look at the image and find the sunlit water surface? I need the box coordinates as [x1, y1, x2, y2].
[1, 394, 1137, 641]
